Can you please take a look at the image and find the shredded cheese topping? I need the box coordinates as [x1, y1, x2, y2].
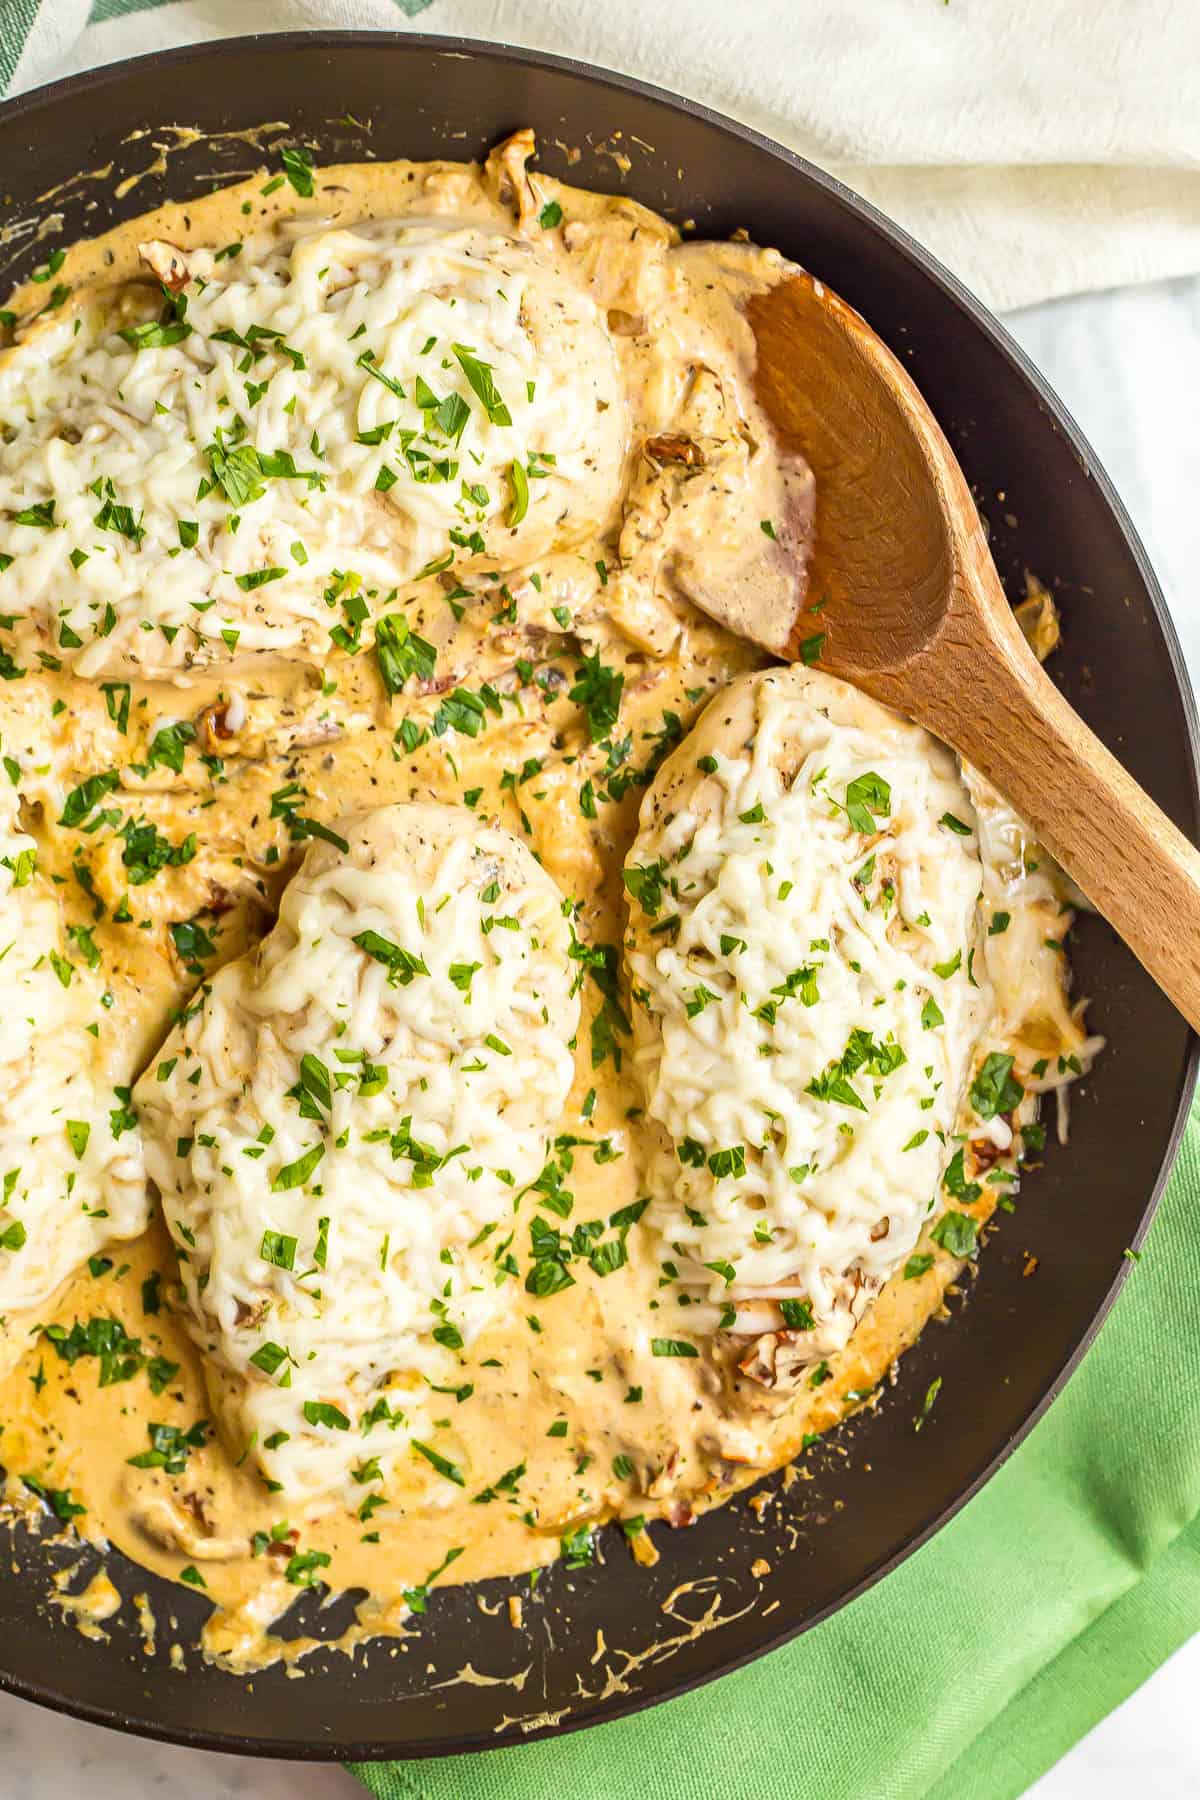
[135, 803, 579, 1508]
[0, 219, 625, 678]
[0, 784, 148, 1346]
[624, 667, 993, 1355]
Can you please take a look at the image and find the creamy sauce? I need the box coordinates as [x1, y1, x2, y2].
[0, 137, 1095, 1672]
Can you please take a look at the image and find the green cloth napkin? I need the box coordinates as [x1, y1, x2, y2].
[352, 1093, 1200, 1800]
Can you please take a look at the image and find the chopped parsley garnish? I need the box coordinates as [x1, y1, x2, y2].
[841, 771, 891, 834]
[249, 1341, 290, 1377]
[271, 1142, 326, 1192]
[169, 917, 216, 971]
[281, 144, 316, 197]
[451, 344, 511, 426]
[40, 1318, 122, 1378]
[569, 653, 624, 742]
[433, 687, 488, 738]
[260, 1229, 298, 1269]
[297, 1052, 333, 1115]
[127, 1419, 209, 1474]
[561, 1523, 595, 1567]
[508, 459, 530, 526]
[144, 719, 196, 775]
[374, 614, 437, 695]
[101, 681, 131, 735]
[93, 483, 144, 545]
[969, 1052, 1024, 1121]
[286, 1548, 332, 1587]
[412, 1439, 466, 1485]
[914, 1376, 942, 1432]
[353, 929, 429, 985]
[235, 566, 287, 591]
[60, 769, 120, 827]
[303, 1400, 350, 1431]
[21, 1476, 84, 1522]
[622, 858, 666, 917]
[931, 1207, 979, 1258]
[806, 1027, 905, 1110]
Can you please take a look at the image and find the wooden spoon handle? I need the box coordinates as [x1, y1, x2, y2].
[912, 595, 1200, 1034]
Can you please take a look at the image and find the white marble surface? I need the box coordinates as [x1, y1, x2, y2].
[0, 275, 1197, 1800]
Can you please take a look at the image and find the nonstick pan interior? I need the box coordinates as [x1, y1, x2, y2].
[0, 32, 1194, 1760]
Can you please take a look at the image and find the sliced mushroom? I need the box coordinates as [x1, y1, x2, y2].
[126, 1485, 247, 1561]
[137, 240, 191, 292]
[483, 129, 539, 231]
[643, 433, 705, 468]
[736, 1270, 880, 1395]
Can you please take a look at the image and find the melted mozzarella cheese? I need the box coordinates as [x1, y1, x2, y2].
[0, 219, 626, 679]
[624, 666, 992, 1356]
[135, 803, 579, 1510]
[0, 785, 148, 1359]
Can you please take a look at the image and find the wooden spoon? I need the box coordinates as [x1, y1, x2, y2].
[679, 270, 1200, 1034]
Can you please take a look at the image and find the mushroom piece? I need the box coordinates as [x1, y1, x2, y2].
[137, 239, 191, 291]
[643, 433, 706, 468]
[483, 128, 540, 231]
[736, 1271, 880, 1395]
[126, 1485, 247, 1562]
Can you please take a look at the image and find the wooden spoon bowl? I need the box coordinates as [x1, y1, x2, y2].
[687, 269, 1200, 1033]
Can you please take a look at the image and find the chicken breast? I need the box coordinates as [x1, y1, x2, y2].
[135, 802, 579, 1510]
[0, 783, 148, 1366]
[0, 217, 627, 679]
[622, 665, 994, 1368]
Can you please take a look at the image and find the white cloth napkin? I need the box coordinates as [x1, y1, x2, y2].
[3, 0, 1199, 312]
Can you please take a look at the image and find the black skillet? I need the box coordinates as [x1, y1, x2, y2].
[0, 30, 1194, 1762]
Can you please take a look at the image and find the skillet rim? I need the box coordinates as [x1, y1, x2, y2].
[0, 26, 1195, 1762]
